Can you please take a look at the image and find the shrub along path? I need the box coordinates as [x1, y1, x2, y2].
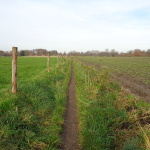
[61, 64, 79, 150]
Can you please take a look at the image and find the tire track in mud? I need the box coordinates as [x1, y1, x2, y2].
[61, 64, 79, 150]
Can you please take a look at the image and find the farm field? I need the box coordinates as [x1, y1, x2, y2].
[0, 56, 150, 150]
[0, 57, 58, 104]
[77, 57, 150, 102]
[0, 57, 56, 89]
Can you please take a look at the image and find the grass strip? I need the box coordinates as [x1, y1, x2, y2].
[0, 60, 71, 150]
[74, 60, 150, 150]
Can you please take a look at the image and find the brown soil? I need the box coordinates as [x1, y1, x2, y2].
[111, 73, 150, 103]
[61, 65, 79, 150]
[78, 59, 150, 103]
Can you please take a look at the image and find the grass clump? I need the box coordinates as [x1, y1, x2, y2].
[122, 138, 143, 150]
[0, 58, 71, 150]
[74, 60, 150, 150]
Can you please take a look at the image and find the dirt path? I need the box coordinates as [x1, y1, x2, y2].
[61, 65, 79, 150]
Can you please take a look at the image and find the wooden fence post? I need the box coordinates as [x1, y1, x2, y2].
[12, 47, 18, 93]
[47, 52, 50, 72]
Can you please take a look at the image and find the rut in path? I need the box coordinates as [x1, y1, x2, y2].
[61, 65, 79, 150]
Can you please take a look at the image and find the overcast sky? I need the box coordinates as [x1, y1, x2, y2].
[1, 0, 150, 52]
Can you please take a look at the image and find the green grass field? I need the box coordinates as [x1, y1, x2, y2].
[0, 57, 57, 89]
[0, 56, 149, 150]
[0, 57, 71, 149]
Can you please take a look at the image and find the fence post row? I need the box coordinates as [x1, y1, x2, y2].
[47, 52, 50, 72]
[12, 47, 18, 93]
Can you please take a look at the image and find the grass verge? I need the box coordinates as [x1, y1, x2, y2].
[0, 59, 71, 150]
[74, 60, 150, 150]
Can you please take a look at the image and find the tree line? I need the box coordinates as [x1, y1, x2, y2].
[68, 49, 150, 57]
[0, 48, 150, 57]
[0, 49, 58, 56]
